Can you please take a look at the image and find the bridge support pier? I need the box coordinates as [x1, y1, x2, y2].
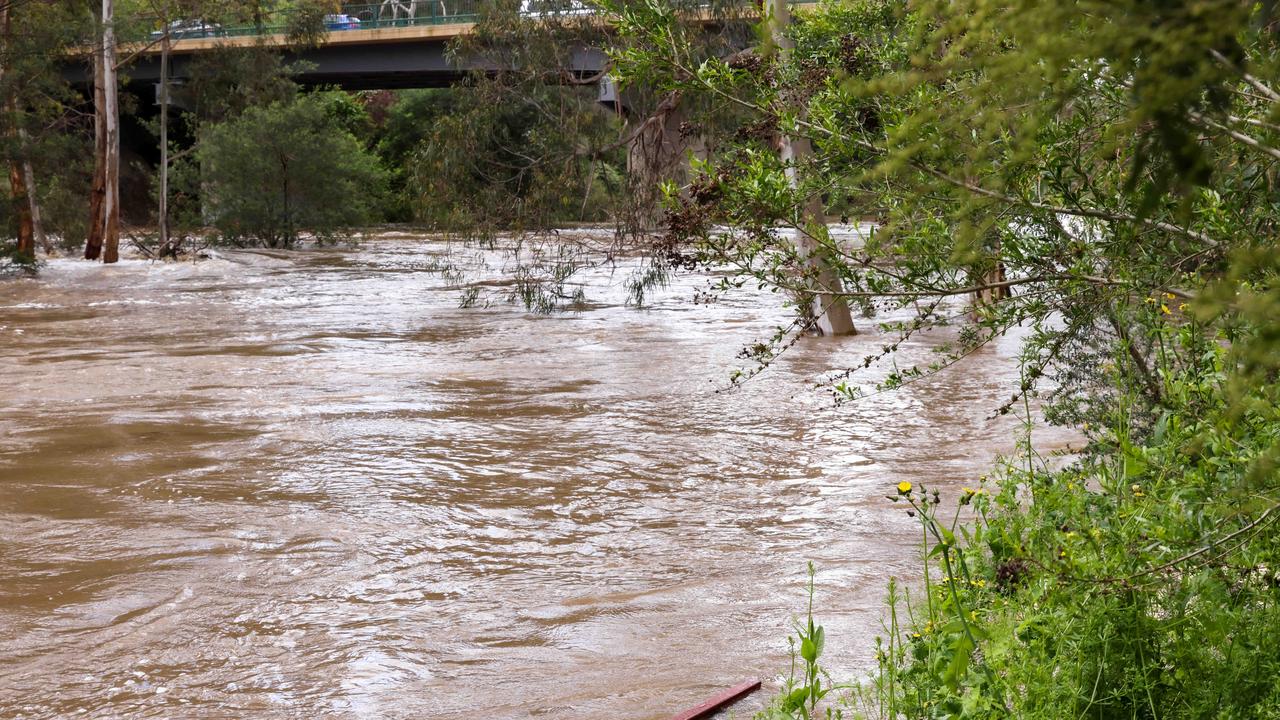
[600, 79, 707, 232]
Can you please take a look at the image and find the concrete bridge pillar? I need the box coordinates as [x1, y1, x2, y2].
[600, 78, 706, 231]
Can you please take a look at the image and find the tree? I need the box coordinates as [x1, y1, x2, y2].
[612, 0, 1280, 716]
[83, 0, 122, 263]
[119, 0, 330, 256]
[100, 0, 121, 264]
[394, 0, 769, 310]
[763, 0, 854, 335]
[0, 2, 34, 264]
[0, 1, 86, 266]
[197, 95, 386, 247]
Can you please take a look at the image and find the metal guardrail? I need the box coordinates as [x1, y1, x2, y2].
[166, 1, 747, 41]
[206, 1, 501, 39]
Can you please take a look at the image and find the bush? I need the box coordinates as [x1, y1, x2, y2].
[198, 95, 387, 248]
[858, 318, 1280, 719]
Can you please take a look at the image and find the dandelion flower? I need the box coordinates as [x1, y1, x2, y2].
[897, 481, 912, 495]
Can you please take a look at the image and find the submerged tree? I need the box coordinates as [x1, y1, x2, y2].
[198, 94, 386, 247]
[0, 1, 86, 268]
[399, 0, 770, 310]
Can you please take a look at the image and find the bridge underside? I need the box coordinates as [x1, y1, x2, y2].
[70, 30, 609, 91]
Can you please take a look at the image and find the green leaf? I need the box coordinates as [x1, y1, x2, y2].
[782, 686, 809, 712]
[800, 638, 817, 663]
[943, 633, 976, 690]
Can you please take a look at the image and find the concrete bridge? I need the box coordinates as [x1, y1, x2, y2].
[128, 22, 495, 90]
[109, 1, 711, 92]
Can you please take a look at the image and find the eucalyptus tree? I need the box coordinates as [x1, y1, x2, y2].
[404, 0, 768, 309]
[610, 0, 1279, 413]
[138, 0, 210, 256]
[0, 1, 87, 267]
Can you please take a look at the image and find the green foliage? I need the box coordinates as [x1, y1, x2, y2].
[374, 89, 457, 165]
[757, 563, 849, 720]
[611, 0, 1280, 717]
[367, 89, 456, 221]
[0, 1, 94, 254]
[197, 95, 387, 247]
[186, 46, 302, 125]
[859, 332, 1280, 718]
[409, 85, 624, 230]
[316, 90, 375, 145]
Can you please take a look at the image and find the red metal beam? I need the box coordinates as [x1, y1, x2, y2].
[668, 679, 762, 720]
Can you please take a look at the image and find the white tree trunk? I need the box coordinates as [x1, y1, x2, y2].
[85, 26, 106, 260]
[767, 0, 855, 336]
[101, 0, 120, 264]
[19, 130, 45, 253]
[158, 31, 170, 254]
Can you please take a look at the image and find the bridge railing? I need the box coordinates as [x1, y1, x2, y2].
[183, 1, 757, 41]
[344, 1, 484, 27]
[211, 1, 492, 39]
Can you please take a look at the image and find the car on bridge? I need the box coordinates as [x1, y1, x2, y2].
[519, 0, 591, 16]
[324, 13, 363, 30]
[150, 19, 222, 39]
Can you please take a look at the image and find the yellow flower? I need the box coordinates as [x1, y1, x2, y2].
[897, 481, 912, 495]
[1160, 303, 1171, 315]
[1145, 297, 1156, 304]
[1164, 292, 1176, 300]
[1178, 303, 1187, 312]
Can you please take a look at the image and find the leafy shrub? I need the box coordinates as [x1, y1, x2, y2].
[198, 95, 387, 248]
[859, 317, 1280, 719]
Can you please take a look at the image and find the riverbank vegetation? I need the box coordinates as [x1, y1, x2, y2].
[0, 0, 637, 268]
[602, 0, 1280, 715]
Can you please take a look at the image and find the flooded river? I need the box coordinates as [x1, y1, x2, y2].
[1, 235, 1043, 719]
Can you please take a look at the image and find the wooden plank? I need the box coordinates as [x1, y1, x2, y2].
[668, 679, 762, 720]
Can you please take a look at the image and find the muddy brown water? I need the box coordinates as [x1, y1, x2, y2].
[1, 236, 1052, 719]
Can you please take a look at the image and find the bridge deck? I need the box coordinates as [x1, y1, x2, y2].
[111, 3, 771, 89]
[158, 22, 478, 54]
